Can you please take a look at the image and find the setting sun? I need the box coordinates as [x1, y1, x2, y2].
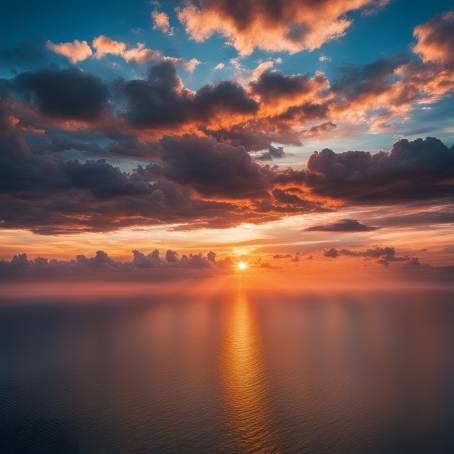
[238, 261, 248, 271]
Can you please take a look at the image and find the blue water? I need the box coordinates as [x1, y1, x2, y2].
[1, 289, 454, 453]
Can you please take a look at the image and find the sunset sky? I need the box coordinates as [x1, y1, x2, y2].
[1, 0, 454, 283]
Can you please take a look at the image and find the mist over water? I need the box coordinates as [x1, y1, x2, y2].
[1, 289, 454, 453]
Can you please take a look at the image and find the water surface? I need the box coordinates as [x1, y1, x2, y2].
[1, 289, 454, 453]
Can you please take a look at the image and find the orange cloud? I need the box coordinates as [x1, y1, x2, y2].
[92, 35, 127, 59]
[46, 39, 93, 63]
[177, 0, 388, 55]
[152, 10, 173, 35]
[91, 35, 199, 69]
[413, 12, 454, 66]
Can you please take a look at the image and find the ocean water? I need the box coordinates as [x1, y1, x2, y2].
[1, 289, 454, 453]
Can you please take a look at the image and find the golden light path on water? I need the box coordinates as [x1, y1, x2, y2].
[220, 284, 278, 453]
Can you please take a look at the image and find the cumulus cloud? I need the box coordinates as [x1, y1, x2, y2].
[0, 100, 244, 233]
[92, 35, 127, 59]
[47, 35, 198, 72]
[14, 67, 109, 120]
[117, 61, 257, 130]
[92, 36, 163, 64]
[2, 31, 454, 236]
[9, 12, 454, 147]
[28, 12, 454, 146]
[2, 82, 454, 234]
[0, 250, 231, 281]
[177, 0, 388, 55]
[152, 10, 174, 35]
[277, 137, 454, 204]
[413, 12, 454, 67]
[46, 39, 93, 63]
[148, 135, 272, 199]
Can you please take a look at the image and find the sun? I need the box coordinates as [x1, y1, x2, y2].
[237, 261, 248, 270]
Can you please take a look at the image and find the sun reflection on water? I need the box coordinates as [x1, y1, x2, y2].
[220, 292, 278, 452]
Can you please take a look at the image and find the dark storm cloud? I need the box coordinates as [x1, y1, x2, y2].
[2, 77, 454, 235]
[277, 137, 454, 203]
[118, 61, 257, 129]
[0, 249, 231, 281]
[250, 70, 314, 100]
[118, 61, 191, 128]
[2, 10, 453, 157]
[273, 102, 329, 124]
[331, 54, 408, 101]
[306, 219, 378, 232]
[0, 100, 244, 233]
[210, 126, 279, 151]
[3, 45, 451, 156]
[14, 67, 109, 120]
[62, 160, 149, 197]
[150, 135, 272, 199]
[210, 122, 302, 152]
[194, 80, 258, 115]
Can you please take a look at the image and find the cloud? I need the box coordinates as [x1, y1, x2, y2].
[152, 10, 174, 35]
[0, 101, 243, 233]
[177, 0, 388, 55]
[183, 58, 201, 73]
[277, 137, 454, 204]
[2, 58, 454, 236]
[46, 39, 93, 63]
[413, 12, 454, 67]
[324, 246, 410, 266]
[92, 36, 160, 63]
[306, 219, 378, 232]
[250, 69, 328, 105]
[324, 247, 339, 258]
[118, 61, 257, 130]
[46, 35, 197, 71]
[14, 67, 109, 121]
[0, 249, 231, 281]
[322, 245, 454, 279]
[4, 76, 454, 234]
[150, 135, 272, 199]
[273, 253, 292, 259]
[9, 12, 454, 147]
[15, 12, 452, 148]
[255, 145, 286, 161]
[92, 35, 127, 59]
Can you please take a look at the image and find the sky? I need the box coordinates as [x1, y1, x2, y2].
[1, 0, 454, 284]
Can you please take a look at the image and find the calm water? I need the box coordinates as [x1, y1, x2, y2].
[1, 289, 454, 453]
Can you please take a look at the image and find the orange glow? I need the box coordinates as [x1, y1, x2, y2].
[238, 261, 248, 270]
[220, 292, 277, 451]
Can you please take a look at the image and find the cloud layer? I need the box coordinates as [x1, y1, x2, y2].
[0, 249, 230, 281]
